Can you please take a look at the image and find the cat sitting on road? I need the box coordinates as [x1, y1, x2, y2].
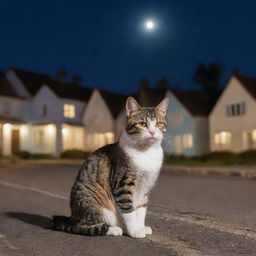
[53, 96, 169, 238]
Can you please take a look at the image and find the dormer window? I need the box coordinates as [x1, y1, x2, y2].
[64, 104, 76, 118]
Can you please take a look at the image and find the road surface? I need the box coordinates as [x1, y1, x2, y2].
[0, 163, 255, 255]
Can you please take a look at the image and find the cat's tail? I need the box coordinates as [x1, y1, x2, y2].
[52, 215, 109, 236]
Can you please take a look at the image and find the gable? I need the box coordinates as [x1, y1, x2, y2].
[210, 76, 256, 119]
[166, 90, 194, 121]
[83, 89, 114, 133]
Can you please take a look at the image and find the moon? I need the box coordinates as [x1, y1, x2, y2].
[145, 20, 155, 30]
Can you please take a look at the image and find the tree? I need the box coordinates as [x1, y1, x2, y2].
[193, 63, 223, 95]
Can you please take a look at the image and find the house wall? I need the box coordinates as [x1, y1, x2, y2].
[83, 89, 115, 151]
[83, 89, 114, 133]
[194, 117, 210, 154]
[0, 95, 24, 119]
[210, 76, 256, 152]
[115, 109, 126, 140]
[165, 91, 197, 156]
[23, 85, 62, 123]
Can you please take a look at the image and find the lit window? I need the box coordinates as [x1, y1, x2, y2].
[105, 132, 114, 144]
[183, 134, 193, 148]
[3, 102, 11, 114]
[243, 129, 256, 150]
[64, 104, 76, 118]
[214, 131, 231, 146]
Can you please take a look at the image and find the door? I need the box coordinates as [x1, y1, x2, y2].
[12, 129, 20, 153]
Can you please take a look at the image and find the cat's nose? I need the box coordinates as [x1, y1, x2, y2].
[148, 130, 155, 135]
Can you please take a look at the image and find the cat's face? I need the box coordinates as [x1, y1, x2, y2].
[125, 97, 169, 147]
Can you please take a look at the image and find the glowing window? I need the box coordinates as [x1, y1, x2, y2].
[33, 130, 44, 145]
[64, 104, 76, 118]
[183, 134, 193, 148]
[214, 131, 231, 146]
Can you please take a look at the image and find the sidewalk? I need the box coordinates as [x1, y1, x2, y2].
[162, 165, 256, 179]
[0, 158, 256, 179]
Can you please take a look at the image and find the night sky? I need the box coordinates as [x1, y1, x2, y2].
[0, 0, 256, 94]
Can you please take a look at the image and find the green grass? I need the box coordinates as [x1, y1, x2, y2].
[165, 150, 256, 166]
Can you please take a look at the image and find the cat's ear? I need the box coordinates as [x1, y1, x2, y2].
[155, 98, 169, 117]
[126, 97, 142, 117]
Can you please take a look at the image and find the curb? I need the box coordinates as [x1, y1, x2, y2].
[162, 165, 256, 179]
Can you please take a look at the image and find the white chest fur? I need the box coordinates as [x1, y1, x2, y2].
[122, 143, 163, 206]
[123, 144, 163, 174]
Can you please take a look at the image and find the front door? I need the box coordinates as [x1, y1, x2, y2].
[12, 129, 20, 153]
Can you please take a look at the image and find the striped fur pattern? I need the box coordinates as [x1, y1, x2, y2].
[53, 97, 169, 238]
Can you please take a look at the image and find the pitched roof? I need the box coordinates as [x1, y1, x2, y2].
[0, 72, 21, 98]
[98, 89, 128, 118]
[11, 67, 92, 101]
[136, 87, 168, 107]
[171, 89, 215, 117]
[233, 72, 256, 100]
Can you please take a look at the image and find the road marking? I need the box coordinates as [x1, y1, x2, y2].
[147, 233, 208, 256]
[148, 205, 256, 241]
[0, 181, 68, 200]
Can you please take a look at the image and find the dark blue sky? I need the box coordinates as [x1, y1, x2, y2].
[0, 0, 256, 93]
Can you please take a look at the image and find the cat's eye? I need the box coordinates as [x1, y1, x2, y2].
[156, 122, 164, 127]
[136, 122, 147, 128]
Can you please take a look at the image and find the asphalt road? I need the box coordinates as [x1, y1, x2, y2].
[0, 163, 256, 256]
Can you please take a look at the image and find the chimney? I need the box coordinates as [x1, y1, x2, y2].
[56, 69, 67, 84]
[138, 79, 149, 106]
[232, 68, 240, 76]
[139, 79, 149, 90]
[72, 75, 82, 86]
[156, 78, 169, 89]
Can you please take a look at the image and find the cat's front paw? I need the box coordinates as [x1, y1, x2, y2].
[106, 226, 123, 236]
[128, 228, 147, 239]
[143, 226, 152, 235]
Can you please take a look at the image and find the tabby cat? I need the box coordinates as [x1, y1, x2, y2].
[53, 96, 169, 238]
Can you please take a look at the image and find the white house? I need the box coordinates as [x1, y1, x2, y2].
[210, 71, 256, 152]
[0, 72, 26, 156]
[165, 89, 214, 156]
[83, 88, 127, 151]
[5, 67, 92, 156]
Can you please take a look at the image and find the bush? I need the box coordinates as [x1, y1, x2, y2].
[30, 153, 54, 159]
[61, 149, 89, 159]
[238, 150, 256, 164]
[14, 150, 31, 159]
[200, 151, 240, 165]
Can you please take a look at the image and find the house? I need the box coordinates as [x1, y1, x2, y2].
[129, 84, 214, 156]
[0, 72, 25, 156]
[83, 88, 127, 151]
[165, 89, 214, 156]
[5, 67, 92, 156]
[209, 70, 256, 152]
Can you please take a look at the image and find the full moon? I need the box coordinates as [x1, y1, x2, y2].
[145, 20, 155, 30]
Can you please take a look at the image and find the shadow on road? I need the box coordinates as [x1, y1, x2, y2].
[5, 212, 52, 229]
